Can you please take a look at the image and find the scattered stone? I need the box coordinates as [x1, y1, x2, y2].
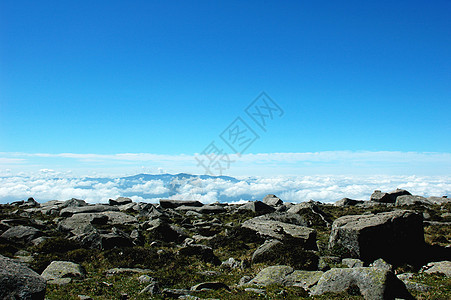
[0, 254, 46, 300]
[420, 261, 451, 277]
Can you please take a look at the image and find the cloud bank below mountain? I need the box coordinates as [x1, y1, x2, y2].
[0, 172, 449, 204]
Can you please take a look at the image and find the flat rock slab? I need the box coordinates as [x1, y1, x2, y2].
[60, 205, 119, 217]
[0, 254, 46, 300]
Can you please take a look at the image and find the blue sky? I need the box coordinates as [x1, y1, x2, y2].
[1, 1, 450, 177]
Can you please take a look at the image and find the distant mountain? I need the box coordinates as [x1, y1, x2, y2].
[121, 173, 239, 183]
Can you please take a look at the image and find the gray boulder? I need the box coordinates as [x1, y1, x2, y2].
[311, 267, 413, 299]
[334, 198, 364, 206]
[252, 239, 283, 263]
[328, 210, 424, 265]
[371, 189, 411, 203]
[286, 201, 331, 227]
[249, 265, 294, 286]
[262, 194, 283, 206]
[146, 219, 188, 243]
[420, 261, 451, 277]
[242, 218, 317, 250]
[1, 225, 42, 243]
[108, 197, 133, 206]
[238, 201, 275, 214]
[395, 195, 432, 206]
[61, 198, 88, 208]
[248, 265, 323, 291]
[0, 254, 46, 299]
[41, 261, 85, 285]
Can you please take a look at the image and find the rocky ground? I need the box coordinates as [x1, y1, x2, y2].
[0, 189, 450, 299]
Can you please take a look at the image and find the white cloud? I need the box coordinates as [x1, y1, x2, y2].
[0, 174, 450, 204]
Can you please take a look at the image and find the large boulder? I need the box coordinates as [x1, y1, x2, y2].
[108, 197, 133, 206]
[1, 225, 42, 243]
[262, 194, 283, 206]
[41, 261, 85, 285]
[146, 219, 188, 243]
[238, 201, 275, 214]
[242, 217, 317, 250]
[328, 210, 424, 265]
[311, 267, 413, 299]
[286, 201, 331, 227]
[0, 254, 46, 299]
[371, 189, 411, 203]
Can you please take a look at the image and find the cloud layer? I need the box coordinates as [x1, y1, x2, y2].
[1, 172, 449, 204]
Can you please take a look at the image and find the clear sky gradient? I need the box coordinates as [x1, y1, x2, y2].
[1, 1, 450, 176]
